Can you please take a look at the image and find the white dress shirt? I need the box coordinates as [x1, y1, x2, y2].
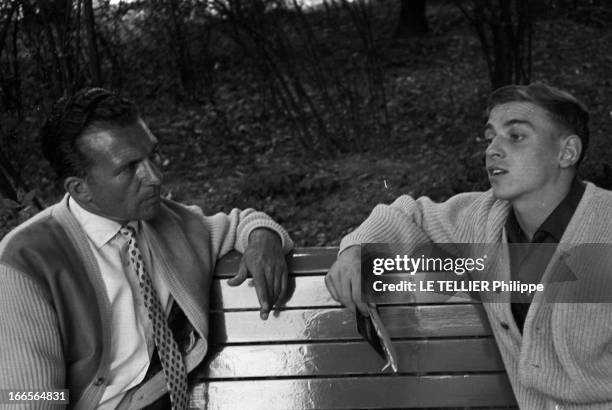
[68, 197, 173, 409]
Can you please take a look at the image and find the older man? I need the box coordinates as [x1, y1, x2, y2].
[326, 83, 612, 409]
[0, 88, 293, 409]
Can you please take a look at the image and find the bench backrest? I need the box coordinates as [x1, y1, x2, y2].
[190, 247, 518, 409]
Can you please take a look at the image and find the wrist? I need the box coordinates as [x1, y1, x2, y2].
[339, 245, 361, 258]
[248, 228, 282, 247]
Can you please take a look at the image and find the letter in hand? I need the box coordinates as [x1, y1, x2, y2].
[325, 245, 369, 316]
[227, 228, 288, 320]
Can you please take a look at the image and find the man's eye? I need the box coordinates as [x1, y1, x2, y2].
[124, 162, 137, 173]
[509, 133, 525, 141]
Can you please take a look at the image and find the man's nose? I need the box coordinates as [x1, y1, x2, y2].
[138, 158, 162, 185]
[485, 136, 504, 159]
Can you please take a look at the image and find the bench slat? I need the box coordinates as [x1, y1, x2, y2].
[211, 276, 476, 310]
[190, 374, 517, 409]
[214, 248, 338, 278]
[194, 249, 517, 408]
[198, 338, 504, 378]
[210, 304, 491, 343]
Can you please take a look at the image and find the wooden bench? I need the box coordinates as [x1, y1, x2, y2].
[190, 247, 518, 409]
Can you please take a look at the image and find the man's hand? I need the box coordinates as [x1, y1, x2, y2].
[227, 228, 288, 320]
[325, 245, 369, 316]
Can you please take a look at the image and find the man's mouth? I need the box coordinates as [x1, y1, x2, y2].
[487, 166, 508, 177]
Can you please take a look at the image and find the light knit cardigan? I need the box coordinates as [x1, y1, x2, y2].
[0, 195, 293, 409]
[340, 182, 612, 410]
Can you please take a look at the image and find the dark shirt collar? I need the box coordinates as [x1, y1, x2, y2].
[506, 178, 586, 244]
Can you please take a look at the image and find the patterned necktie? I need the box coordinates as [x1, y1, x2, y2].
[120, 226, 189, 410]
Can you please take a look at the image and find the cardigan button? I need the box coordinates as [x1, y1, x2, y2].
[500, 322, 509, 330]
[94, 377, 105, 386]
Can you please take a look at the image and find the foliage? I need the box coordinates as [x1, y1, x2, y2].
[0, 189, 41, 238]
[239, 163, 340, 202]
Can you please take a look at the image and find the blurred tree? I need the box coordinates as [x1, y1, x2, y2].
[163, 0, 196, 90]
[395, 0, 428, 37]
[33, 0, 76, 94]
[453, 0, 533, 89]
[0, 1, 21, 114]
[0, 149, 19, 202]
[0, 1, 28, 204]
[84, 0, 102, 85]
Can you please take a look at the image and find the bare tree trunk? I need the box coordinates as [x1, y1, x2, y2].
[345, 0, 391, 145]
[0, 148, 19, 202]
[0, 2, 20, 112]
[83, 0, 101, 84]
[35, 1, 70, 93]
[167, 0, 195, 91]
[0, 1, 18, 58]
[10, 6, 22, 114]
[73, 0, 82, 83]
[395, 0, 429, 38]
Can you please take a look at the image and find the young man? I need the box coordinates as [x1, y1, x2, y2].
[0, 88, 293, 409]
[326, 83, 612, 409]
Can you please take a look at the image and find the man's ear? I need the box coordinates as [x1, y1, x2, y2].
[559, 134, 582, 168]
[64, 176, 91, 203]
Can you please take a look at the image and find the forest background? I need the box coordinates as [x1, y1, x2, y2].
[1, 0, 611, 245]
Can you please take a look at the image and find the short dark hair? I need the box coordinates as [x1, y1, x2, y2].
[41, 87, 139, 180]
[486, 83, 590, 165]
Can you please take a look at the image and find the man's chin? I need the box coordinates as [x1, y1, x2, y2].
[140, 201, 161, 221]
[490, 186, 515, 201]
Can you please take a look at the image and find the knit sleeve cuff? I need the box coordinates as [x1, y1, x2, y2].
[236, 212, 294, 254]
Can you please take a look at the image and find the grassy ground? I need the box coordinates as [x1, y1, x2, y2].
[2, 2, 611, 243]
